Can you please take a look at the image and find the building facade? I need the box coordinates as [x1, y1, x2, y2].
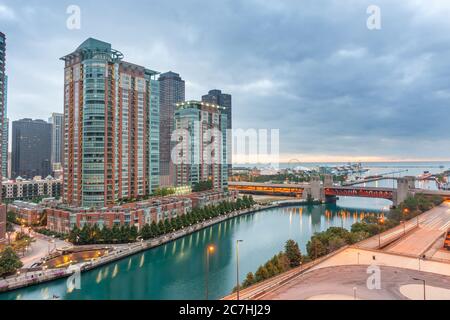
[2, 176, 62, 201]
[174, 101, 228, 190]
[202, 90, 232, 175]
[8, 201, 46, 226]
[45, 190, 236, 234]
[2, 117, 8, 179]
[48, 112, 64, 167]
[0, 32, 6, 242]
[2, 75, 8, 179]
[158, 71, 185, 187]
[61, 38, 160, 208]
[11, 119, 52, 179]
[46, 196, 193, 234]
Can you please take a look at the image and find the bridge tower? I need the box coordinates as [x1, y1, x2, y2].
[394, 177, 412, 206]
[324, 174, 333, 188]
[302, 176, 325, 203]
[405, 176, 416, 189]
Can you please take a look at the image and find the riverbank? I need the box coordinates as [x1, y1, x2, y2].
[0, 202, 284, 294]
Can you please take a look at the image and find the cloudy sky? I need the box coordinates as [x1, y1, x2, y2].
[1, 0, 449, 163]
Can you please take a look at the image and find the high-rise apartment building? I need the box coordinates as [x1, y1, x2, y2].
[2, 76, 8, 179]
[0, 32, 6, 242]
[202, 90, 232, 175]
[48, 113, 64, 167]
[11, 119, 52, 179]
[158, 71, 185, 187]
[61, 38, 160, 208]
[174, 101, 228, 190]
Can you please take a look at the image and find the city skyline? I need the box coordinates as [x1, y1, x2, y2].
[0, 1, 450, 163]
[1, 1, 450, 304]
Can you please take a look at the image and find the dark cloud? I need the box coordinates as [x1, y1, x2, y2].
[1, 0, 449, 160]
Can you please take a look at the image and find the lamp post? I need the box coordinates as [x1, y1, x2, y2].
[412, 277, 426, 300]
[205, 244, 215, 300]
[378, 216, 385, 249]
[236, 240, 244, 300]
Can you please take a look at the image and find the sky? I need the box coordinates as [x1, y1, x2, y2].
[0, 0, 449, 163]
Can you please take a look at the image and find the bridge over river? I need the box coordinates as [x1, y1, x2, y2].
[229, 176, 450, 206]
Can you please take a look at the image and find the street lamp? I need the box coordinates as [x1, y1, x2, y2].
[205, 244, 215, 300]
[236, 240, 244, 300]
[378, 216, 385, 248]
[412, 277, 426, 300]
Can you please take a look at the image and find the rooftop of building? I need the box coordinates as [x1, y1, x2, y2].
[61, 37, 123, 62]
[53, 190, 232, 214]
[3, 175, 61, 183]
[175, 100, 226, 111]
[159, 71, 184, 80]
[13, 118, 49, 123]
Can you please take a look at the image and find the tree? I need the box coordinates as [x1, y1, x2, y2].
[306, 237, 327, 259]
[5, 222, 15, 244]
[265, 261, 279, 277]
[140, 224, 152, 240]
[101, 227, 113, 244]
[192, 180, 213, 192]
[242, 272, 256, 288]
[129, 226, 138, 241]
[285, 240, 302, 268]
[0, 246, 23, 277]
[151, 221, 160, 237]
[158, 220, 165, 235]
[327, 236, 347, 252]
[276, 252, 291, 272]
[255, 265, 270, 282]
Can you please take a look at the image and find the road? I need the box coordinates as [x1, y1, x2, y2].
[12, 226, 71, 268]
[385, 202, 450, 257]
[356, 202, 450, 253]
[261, 265, 450, 300]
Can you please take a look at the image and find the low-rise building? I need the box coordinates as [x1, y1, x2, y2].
[46, 196, 193, 234]
[187, 190, 239, 208]
[8, 200, 46, 226]
[45, 190, 238, 234]
[2, 176, 62, 202]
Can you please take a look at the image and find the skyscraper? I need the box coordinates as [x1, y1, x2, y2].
[11, 119, 52, 179]
[61, 38, 160, 208]
[158, 71, 185, 187]
[0, 32, 6, 243]
[202, 90, 232, 175]
[174, 101, 228, 190]
[48, 112, 64, 167]
[2, 77, 8, 179]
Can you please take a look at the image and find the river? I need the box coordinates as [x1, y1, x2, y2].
[0, 197, 390, 300]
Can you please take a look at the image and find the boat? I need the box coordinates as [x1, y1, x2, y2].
[418, 171, 433, 180]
